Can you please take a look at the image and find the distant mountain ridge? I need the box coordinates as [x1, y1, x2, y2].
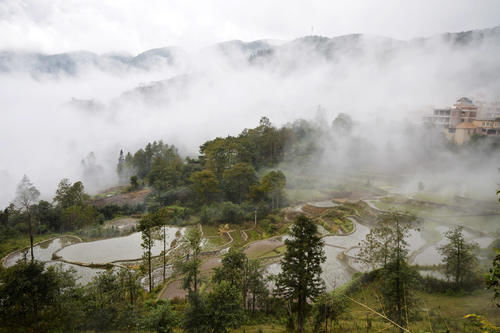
[1, 25, 499, 76]
[0, 46, 183, 75]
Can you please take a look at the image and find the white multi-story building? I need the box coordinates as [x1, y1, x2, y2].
[424, 97, 500, 144]
[424, 97, 478, 129]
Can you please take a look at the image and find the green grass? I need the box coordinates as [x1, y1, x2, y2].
[341, 283, 500, 332]
[246, 229, 263, 242]
[231, 229, 244, 247]
[0, 233, 63, 261]
[201, 225, 220, 237]
[203, 236, 228, 251]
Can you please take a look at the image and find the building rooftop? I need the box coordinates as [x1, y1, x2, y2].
[457, 97, 473, 104]
[456, 122, 477, 129]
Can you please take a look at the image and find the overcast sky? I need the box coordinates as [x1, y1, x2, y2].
[0, 0, 499, 54]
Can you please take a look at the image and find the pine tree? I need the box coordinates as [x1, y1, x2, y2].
[117, 149, 125, 182]
[276, 215, 326, 333]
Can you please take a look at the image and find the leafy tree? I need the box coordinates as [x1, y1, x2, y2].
[140, 300, 178, 333]
[189, 169, 219, 204]
[331, 113, 353, 135]
[438, 225, 479, 290]
[84, 269, 142, 331]
[213, 248, 247, 289]
[357, 212, 418, 330]
[206, 281, 244, 333]
[139, 214, 159, 292]
[222, 162, 257, 203]
[313, 291, 348, 333]
[182, 292, 210, 333]
[0, 261, 82, 332]
[200, 137, 248, 177]
[259, 170, 286, 209]
[36, 200, 61, 232]
[14, 175, 40, 261]
[148, 156, 183, 192]
[61, 204, 96, 231]
[53, 178, 72, 208]
[381, 260, 419, 331]
[246, 259, 268, 312]
[180, 226, 203, 293]
[358, 212, 414, 270]
[130, 175, 140, 190]
[133, 148, 149, 179]
[276, 215, 326, 333]
[53, 179, 94, 231]
[213, 248, 268, 311]
[153, 207, 181, 281]
[379, 212, 418, 331]
[486, 248, 500, 307]
[487, 190, 500, 306]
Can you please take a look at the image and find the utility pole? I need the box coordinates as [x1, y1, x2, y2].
[254, 208, 257, 227]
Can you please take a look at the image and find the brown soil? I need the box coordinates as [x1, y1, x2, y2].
[200, 256, 222, 272]
[159, 256, 222, 300]
[159, 279, 187, 300]
[91, 188, 151, 207]
[301, 204, 328, 216]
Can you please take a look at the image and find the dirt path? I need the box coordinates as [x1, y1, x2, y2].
[244, 237, 285, 259]
[158, 279, 187, 300]
[158, 255, 223, 300]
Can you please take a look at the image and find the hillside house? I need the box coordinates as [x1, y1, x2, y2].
[424, 98, 500, 144]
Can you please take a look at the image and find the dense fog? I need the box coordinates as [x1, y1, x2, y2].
[1, 25, 500, 206]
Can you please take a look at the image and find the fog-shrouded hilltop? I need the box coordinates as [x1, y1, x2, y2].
[2, 26, 500, 78]
[1, 26, 500, 206]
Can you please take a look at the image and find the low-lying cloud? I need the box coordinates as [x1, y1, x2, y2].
[1, 28, 500, 206]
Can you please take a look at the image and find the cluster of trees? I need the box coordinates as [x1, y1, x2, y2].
[138, 206, 187, 292]
[177, 215, 328, 333]
[1, 175, 146, 262]
[172, 226, 273, 332]
[1, 177, 96, 259]
[1, 211, 495, 332]
[116, 117, 293, 217]
[0, 261, 179, 332]
[181, 249, 271, 332]
[356, 213, 483, 330]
